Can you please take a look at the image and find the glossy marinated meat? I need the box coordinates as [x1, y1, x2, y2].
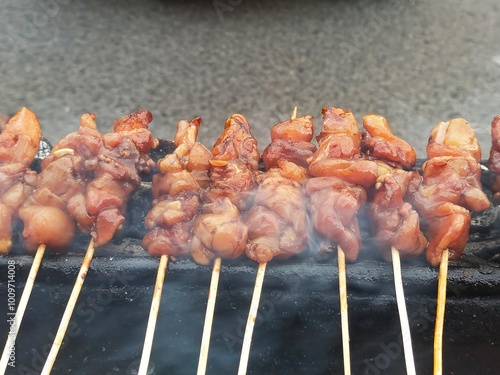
[262, 115, 316, 169]
[305, 176, 366, 262]
[0, 108, 42, 253]
[427, 118, 482, 162]
[19, 113, 102, 252]
[306, 107, 380, 261]
[142, 117, 212, 258]
[409, 118, 490, 266]
[361, 114, 417, 169]
[245, 115, 313, 263]
[487, 115, 500, 198]
[246, 161, 309, 263]
[191, 114, 259, 265]
[370, 170, 427, 261]
[84, 109, 158, 246]
[361, 114, 426, 260]
[211, 114, 260, 172]
[308, 107, 379, 188]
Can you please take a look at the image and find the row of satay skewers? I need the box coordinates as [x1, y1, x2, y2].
[1, 106, 499, 375]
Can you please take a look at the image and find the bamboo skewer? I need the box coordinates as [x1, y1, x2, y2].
[237, 106, 298, 375]
[137, 254, 169, 375]
[196, 257, 222, 375]
[433, 248, 449, 375]
[337, 246, 351, 375]
[41, 239, 95, 375]
[237, 262, 267, 375]
[0, 244, 46, 373]
[391, 247, 416, 375]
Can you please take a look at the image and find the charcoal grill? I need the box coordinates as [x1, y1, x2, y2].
[1, 157, 499, 375]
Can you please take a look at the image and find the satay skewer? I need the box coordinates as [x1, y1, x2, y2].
[237, 261, 267, 375]
[197, 256, 222, 375]
[391, 246, 416, 375]
[0, 244, 46, 372]
[41, 239, 95, 375]
[237, 106, 298, 375]
[433, 248, 449, 375]
[337, 246, 351, 375]
[138, 254, 169, 375]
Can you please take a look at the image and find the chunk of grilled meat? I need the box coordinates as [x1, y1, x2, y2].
[427, 118, 482, 162]
[85, 109, 158, 247]
[409, 118, 489, 266]
[370, 170, 427, 261]
[361, 114, 417, 169]
[142, 117, 211, 258]
[262, 115, 317, 169]
[20, 113, 102, 252]
[0, 108, 42, 253]
[245, 161, 309, 263]
[244, 115, 314, 263]
[361, 114, 426, 260]
[308, 107, 379, 188]
[211, 114, 260, 172]
[306, 176, 366, 262]
[191, 114, 259, 265]
[306, 107, 380, 261]
[487, 115, 500, 199]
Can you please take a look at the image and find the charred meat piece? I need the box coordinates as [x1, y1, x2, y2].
[19, 113, 102, 252]
[487, 115, 500, 199]
[85, 109, 158, 247]
[142, 117, 211, 258]
[0, 108, 42, 253]
[410, 118, 490, 266]
[191, 114, 259, 265]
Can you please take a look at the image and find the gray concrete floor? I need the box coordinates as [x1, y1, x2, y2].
[1, 0, 500, 157]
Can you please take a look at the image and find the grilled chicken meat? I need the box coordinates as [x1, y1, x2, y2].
[361, 114, 417, 169]
[306, 176, 366, 260]
[262, 115, 317, 169]
[306, 107, 376, 261]
[84, 109, 158, 246]
[487, 115, 500, 198]
[245, 115, 314, 263]
[0, 108, 42, 253]
[191, 114, 259, 265]
[362, 114, 427, 260]
[142, 117, 211, 258]
[20, 113, 102, 252]
[370, 169, 427, 261]
[308, 107, 380, 188]
[410, 118, 490, 266]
